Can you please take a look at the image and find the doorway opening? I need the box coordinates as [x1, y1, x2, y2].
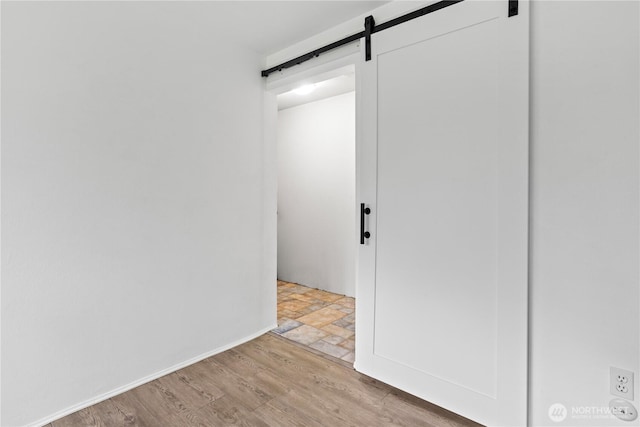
[270, 66, 357, 365]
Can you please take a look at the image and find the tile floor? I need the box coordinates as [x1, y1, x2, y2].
[273, 280, 355, 364]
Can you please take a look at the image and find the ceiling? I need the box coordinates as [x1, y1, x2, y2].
[171, 1, 389, 55]
[277, 72, 355, 110]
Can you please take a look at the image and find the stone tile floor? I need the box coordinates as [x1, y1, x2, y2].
[273, 280, 355, 364]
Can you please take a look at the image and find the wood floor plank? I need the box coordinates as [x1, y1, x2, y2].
[53, 333, 483, 427]
[236, 334, 392, 404]
[173, 360, 225, 402]
[259, 390, 351, 427]
[154, 372, 216, 411]
[212, 350, 290, 398]
[110, 380, 188, 426]
[180, 396, 270, 427]
[232, 337, 397, 426]
[209, 349, 345, 427]
[381, 389, 481, 427]
[195, 358, 274, 410]
[52, 399, 134, 427]
[252, 399, 328, 427]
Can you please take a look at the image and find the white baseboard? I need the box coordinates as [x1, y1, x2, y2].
[29, 324, 277, 427]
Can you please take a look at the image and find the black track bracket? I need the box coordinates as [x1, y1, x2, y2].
[364, 15, 375, 61]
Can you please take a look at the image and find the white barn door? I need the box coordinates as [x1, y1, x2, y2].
[356, 1, 529, 426]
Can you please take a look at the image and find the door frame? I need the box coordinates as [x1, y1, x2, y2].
[262, 51, 363, 321]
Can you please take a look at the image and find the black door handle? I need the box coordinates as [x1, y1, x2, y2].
[360, 203, 371, 244]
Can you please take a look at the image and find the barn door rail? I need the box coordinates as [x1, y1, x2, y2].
[261, 0, 517, 77]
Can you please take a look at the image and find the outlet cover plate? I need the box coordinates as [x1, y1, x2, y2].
[611, 367, 635, 400]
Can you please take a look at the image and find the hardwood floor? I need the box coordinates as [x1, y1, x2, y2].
[52, 333, 481, 427]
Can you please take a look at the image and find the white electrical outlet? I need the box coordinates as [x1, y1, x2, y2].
[611, 367, 635, 400]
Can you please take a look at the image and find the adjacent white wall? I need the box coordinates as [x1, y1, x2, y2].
[1, 3, 275, 426]
[529, 1, 639, 426]
[277, 92, 356, 297]
[267, 1, 640, 426]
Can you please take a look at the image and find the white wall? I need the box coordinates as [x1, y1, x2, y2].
[266, 1, 640, 426]
[277, 92, 356, 297]
[529, 1, 639, 426]
[1, 2, 275, 426]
